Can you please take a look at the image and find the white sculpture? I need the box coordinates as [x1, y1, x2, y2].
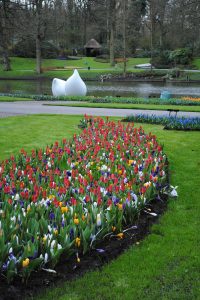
[52, 78, 66, 97]
[52, 69, 87, 97]
[65, 69, 87, 96]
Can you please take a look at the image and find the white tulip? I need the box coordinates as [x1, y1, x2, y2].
[57, 243, 62, 250]
[44, 253, 48, 263]
[14, 194, 20, 201]
[96, 214, 101, 227]
[51, 240, 56, 249]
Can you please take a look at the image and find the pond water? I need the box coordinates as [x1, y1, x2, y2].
[0, 79, 200, 98]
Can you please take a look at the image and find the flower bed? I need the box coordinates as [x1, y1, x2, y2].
[123, 114, 200, 130]
[0, 117, 168, 282]
[1, 93, 200, 106]
[181, 96, 200, 102]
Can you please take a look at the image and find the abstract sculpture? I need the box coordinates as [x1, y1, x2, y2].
[52, 69, 87, 97]
[52, 78, 66, 97]
[65, 69, 87, 96]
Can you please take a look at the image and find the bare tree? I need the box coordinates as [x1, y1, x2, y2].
[0, 0, 13, 71]
[122, 0, 127, 76]
[108, 0, 117, 66]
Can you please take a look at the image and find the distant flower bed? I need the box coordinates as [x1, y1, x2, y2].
[0, 117, 168, 282]
[181, 96, 200, 102]
[123, 114, 200, 130]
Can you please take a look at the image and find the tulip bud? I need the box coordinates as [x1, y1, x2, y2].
[51, 240, 56, 249]
[44, 253, 48, 263]
[57, 243, 62, 250]
[96, 213, 101, 227]
[14, 194, 20, 201]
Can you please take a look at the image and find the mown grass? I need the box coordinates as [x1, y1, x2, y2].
[0, 115, 83, 160]
[0, 115, 199, 300]
[0, 96, 31, 101]
[44, 102, 200, 112]
[0, 57, 149, 79]
[193, 58, 200, 69]
[0, 57, 200, 80]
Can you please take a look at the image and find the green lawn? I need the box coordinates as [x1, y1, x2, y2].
[0, 115, 199, 300]
[44, 102, 200, 112]
[0, 57, 149, 79]
[0, 115, 82, 159]
[1, 56, 200, 80]
[193, 58, 200, 69]
[0, 96, 31, 101]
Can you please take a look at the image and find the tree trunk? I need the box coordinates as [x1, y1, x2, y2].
[110, 25, 115, 66]
[123, 0, 126, 77]
[83, 9, 87, 46]
[106, 0, 110, 50]
[35, 0, 43, 75]
[36, 35, 42, 74]
[2, 47, 11, 71]
[109, 0, 116, 66]
[0, 0, 11, 71]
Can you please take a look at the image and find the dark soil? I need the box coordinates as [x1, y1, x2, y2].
[164, 126, 200, 131]
[0, 193, 168, 300]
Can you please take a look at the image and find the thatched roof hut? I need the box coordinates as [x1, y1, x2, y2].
[84, 39, 101, 57]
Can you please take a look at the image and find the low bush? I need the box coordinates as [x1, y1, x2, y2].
[152, 48, 193, 68]
[12, 39, 59, 59]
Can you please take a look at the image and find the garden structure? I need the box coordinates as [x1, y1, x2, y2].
[84, 39, 102, 57]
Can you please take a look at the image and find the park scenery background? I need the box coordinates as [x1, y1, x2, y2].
[0, 1, 200, 300]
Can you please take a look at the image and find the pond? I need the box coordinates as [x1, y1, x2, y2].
[0, 79, 200, 98]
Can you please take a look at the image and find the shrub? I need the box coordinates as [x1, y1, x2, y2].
[151, 48, 193, 68]
[151, 50, 171, 68]
[169, 48, 193, 65]
[12, 39, 59, 58]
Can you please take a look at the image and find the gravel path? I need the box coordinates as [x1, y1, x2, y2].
[0, 101, 200, 118]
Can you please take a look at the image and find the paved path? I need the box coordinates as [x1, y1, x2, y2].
[0, 101, 200, 118]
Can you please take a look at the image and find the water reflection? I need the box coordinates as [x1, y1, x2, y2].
[0, 79, 200, 98]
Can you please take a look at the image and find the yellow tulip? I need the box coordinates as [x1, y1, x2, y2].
[75, 237, 81, 247]
[22, 258, 30, 268]
[74, 218, 79, 225]
[112, 226, 116, 232]
[117, 203, 123, 210]
[116, 233, 124, 239]
[61, 206, 68, 214]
